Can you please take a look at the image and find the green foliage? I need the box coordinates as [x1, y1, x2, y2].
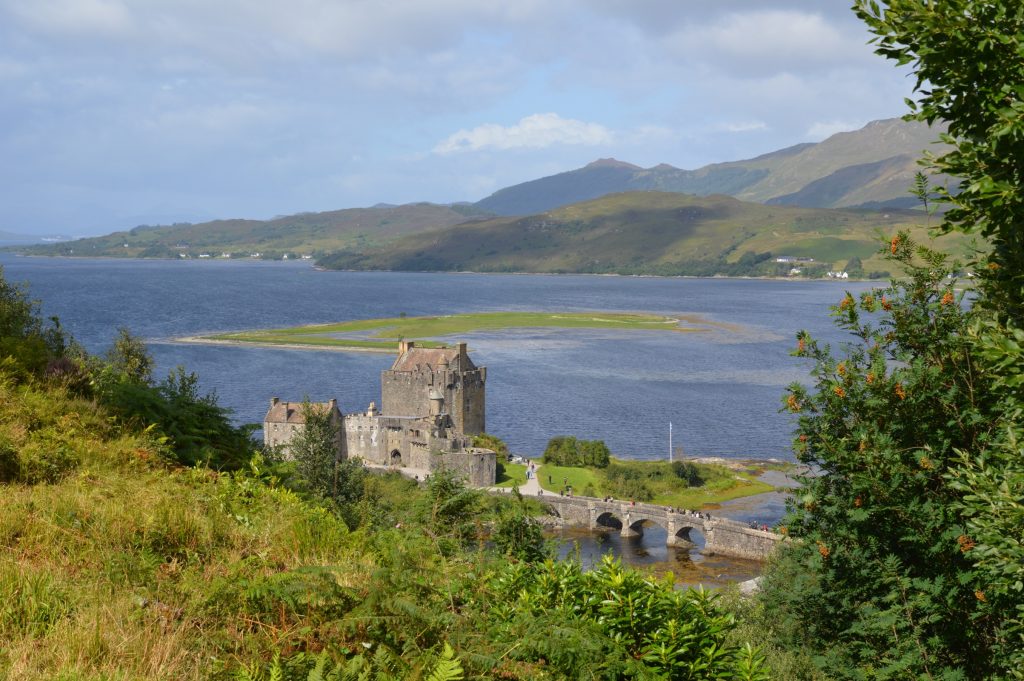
[762, 236, 1005, 678]
[855, 0, 1024, 319]
[671, 459, 705, 486]
[491, 488, 549, 563]
[486, 556, 770, 679]
[99, 365, 255, 470]
[0, 266, 71, 382]
[104, 327, 154, 384]
[415, 468, 482, 548]
[542, 435, 611, 468]
[470, 432, 508, 458]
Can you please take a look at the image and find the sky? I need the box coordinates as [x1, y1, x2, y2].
[0, 0, 916, 236]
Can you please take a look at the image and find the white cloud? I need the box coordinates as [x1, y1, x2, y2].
[807, 119, 865, 141]
[433, 113, 613, 154]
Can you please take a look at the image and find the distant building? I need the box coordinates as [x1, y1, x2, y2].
[263, 341, 495, 487]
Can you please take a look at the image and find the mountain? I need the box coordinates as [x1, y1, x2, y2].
[472, 119, 948, 216]
[19, 202, 493, 258]
[318, 191, 968, 277]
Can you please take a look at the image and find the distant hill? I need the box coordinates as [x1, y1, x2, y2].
[318, 191, 968, 277]
[472, 119, 948, 216]
[19, 203, 492, 258]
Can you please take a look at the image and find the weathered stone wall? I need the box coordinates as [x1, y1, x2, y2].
[381, 346, 486, 436]
[704, 521, 783, 561]
[341, 413, 386, 464]
[427, 447, 496, 488]
[451, 366, 485, 435]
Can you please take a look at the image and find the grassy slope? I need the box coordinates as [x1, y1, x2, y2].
[318, 191, 970, 275]
[207, 311, 713, 350]
[19, 203, 488, 258]
[0, 380, 371, 679]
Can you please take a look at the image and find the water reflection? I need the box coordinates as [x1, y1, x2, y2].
[551, 522, 763, 589]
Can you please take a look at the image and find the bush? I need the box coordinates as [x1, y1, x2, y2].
[542, 436, 611, 468]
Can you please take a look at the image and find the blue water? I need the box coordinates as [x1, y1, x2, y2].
[1, 254, 873, 461]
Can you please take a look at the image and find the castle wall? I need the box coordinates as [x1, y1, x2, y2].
[451, 367, 485, 435]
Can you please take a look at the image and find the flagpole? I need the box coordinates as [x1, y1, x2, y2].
[669, 421, 673, 463]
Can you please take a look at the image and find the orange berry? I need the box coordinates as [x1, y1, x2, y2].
[833, 386, 846, 398]
[941, 291, 954, 306]
[895, 383, 906, 400]
[891, 235, 900, 254]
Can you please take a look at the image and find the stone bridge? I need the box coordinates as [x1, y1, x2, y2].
[536, 494, 784, 561]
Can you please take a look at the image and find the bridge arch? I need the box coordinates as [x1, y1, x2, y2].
[669, 523, 706, 550]
[594, 511, 623, 531]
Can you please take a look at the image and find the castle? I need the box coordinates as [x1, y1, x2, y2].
[263, 341, 496, 487]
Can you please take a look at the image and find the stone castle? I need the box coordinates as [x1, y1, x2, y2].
[263, 341, 496, 487]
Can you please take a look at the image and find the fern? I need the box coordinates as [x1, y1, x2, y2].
[426, 643, 464, 681]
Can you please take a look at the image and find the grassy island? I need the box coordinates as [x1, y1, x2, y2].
[195, 310, 724, 351]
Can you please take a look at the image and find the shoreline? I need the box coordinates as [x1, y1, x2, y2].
[3, 252, 887, 283]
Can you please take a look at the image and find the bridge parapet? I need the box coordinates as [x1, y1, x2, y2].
[517, 492, 783, 561]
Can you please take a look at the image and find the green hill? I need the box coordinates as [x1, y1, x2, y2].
[317, 191, 967, 277]
[472, 119, 949, 216]
[18, 202, 491, 259]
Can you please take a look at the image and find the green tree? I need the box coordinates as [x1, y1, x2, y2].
[854, 0, 1024, 320]
[851, 2, 1024, 673]
[491, 488, 548, 563]
[290, 400, 341, 501]
[105, 327, 154, 384]
[0, 267, 69, 380]
[761, 239, 1002, 678]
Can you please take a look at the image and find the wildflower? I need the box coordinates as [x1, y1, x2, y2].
[837, 362, 846, 376]
[881, 296, 892, 311]
[787, 394, 801, 412]
[839, 295, 855, 311]
[797, 337, 806, 353]
[833, 385, 846, 398]
[988, 261, 1000, 270]
[890, 235, 900, 254]
[895, 383, 906, 400]
[919, 456, 933, 470]
[941, 291, 954, 306]
[975, 590, 986, 602]
[858, 440, 867, 452]
[862, 294, 875, 309]
[854, 496, 862, 507]
[798, 434, 807, 442]
[866, 372, 875, 385]
[957, 534, 976, 553]
[817, 541, 830, 558]
[779, 526, 788, 536]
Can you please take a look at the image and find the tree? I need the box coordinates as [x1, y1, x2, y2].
[854, 0, 1024, 320]
[761, 240, 1002, 678]
[851, 2, 1024, 672]
[290, 400, 342, 501]
[105, 327, 154, 384]
[491, 487, 549, 563]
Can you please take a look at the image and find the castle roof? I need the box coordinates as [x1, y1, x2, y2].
[390, 344, 477, 372]
[264, 399, 340, 424]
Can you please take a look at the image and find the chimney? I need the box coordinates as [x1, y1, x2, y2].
[457, 342, 467, 360]
[398, 340, 415, 355]
[328, 398, 337, 411]
[270, 397, 279, 408]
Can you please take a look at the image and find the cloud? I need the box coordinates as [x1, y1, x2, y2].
[807, 119, 866, 141]
[433, 113, 613, 154]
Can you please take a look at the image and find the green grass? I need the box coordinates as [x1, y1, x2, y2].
[536, 459, 775, 508]
[538, 464, 603, 494]
[201, 311, 713, 350]
[494, 463, 528, 488]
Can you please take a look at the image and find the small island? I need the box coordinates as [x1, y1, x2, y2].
[183, 310, 731, 351]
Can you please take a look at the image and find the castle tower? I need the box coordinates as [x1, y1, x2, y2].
[381, 341, 486, 435]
